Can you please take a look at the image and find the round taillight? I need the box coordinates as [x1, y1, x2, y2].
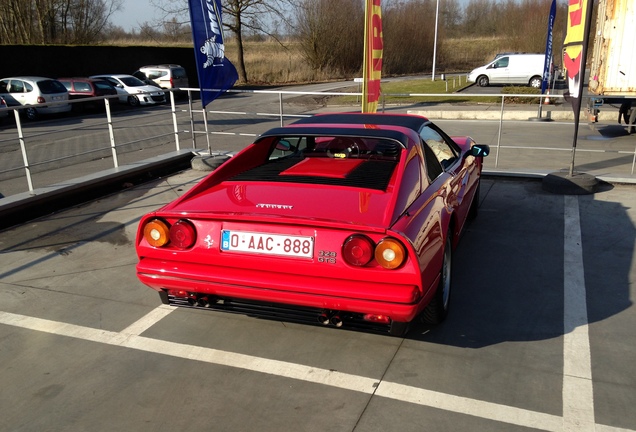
[342, 234, 375, 266]
[143, 219, 170, 247]
[37, 96, 45, 104]
[169, 220, 196, 249]
[375, 237, 406, 269]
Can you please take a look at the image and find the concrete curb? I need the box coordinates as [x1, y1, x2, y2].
[408, 108, 618, 121]
[0, 149, 194, 231]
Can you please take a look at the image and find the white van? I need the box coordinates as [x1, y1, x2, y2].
[468, 54, 546, 88]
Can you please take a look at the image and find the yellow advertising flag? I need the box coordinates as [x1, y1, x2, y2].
[562, 0, 589, 98]
[362, 0, 383, 113]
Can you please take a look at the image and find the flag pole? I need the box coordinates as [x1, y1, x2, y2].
[567, 0, 595, 176]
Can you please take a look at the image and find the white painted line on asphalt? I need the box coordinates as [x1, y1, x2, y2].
[120, 305, 175, 336]
[563, 195, 595, 432]
[1, 309, 633, 432]
[375, 381, 563, 431]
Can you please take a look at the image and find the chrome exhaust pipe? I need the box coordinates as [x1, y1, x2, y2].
[330, 315, 343, 327]
[197, 296, 211, 308]
[318, 312, 331, 325]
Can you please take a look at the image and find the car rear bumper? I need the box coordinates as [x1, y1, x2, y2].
[137, 258, 425, 323]
[40, 104, 72, 114]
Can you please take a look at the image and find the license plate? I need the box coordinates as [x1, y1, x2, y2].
[221, 230, 314, 258]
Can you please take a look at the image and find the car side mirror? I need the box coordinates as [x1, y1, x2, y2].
[470, 144, 490, 158]
[275, 139, 292, 152]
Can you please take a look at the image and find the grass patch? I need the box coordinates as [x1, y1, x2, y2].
[322, 78, 502, 106]
[500, 86, 541, 104]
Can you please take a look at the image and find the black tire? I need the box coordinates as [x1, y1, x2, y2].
[529, 76, 542, 88]
[422, 233, 452, 324]
[468, 180, 480, 220]
[477, 75, 489, 87]
[127, 95, 140, 106]
[24, 107, 38, 121]
[389, 320, 410, 337]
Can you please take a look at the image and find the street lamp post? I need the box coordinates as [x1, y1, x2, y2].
[432, 0, 440, 80]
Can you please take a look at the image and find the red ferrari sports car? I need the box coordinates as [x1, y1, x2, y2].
[135, 113, 489, 336]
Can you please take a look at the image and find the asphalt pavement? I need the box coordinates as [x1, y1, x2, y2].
[0, 169, 634, 432]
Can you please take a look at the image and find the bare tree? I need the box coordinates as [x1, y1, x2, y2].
[383, 0, 440, 75]
[0, 0, 122, 44]
[151, 0, 293, 83]
[294, 0, 364, 75]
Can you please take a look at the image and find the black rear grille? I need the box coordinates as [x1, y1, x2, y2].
[163, 291, 393, 334]
[230, 157, 396, 191]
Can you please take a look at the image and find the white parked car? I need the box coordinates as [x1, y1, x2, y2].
[467, 54, 546, 88]
[89, 74, 166, 106]
[133, 65, 189, 90]
[0, 76, 71, 121]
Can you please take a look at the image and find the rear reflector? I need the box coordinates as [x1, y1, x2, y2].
[170, 219, 196, 249]
[342, 234, 374, 266]
[363, 314, 391, 324]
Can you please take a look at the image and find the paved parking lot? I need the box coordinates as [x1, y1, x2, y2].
[0, 170, 634, 432]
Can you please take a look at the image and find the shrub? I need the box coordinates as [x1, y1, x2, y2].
[501, 86, 542, 104]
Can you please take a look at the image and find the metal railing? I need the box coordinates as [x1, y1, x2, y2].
[0, 87, 635, 200]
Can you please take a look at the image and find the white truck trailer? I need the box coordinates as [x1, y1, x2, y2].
[587, 0, 636, 132]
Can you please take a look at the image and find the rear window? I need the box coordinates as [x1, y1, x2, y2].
[268, 136, 402, 161]
[74, 82, 92, 92]
[230, 135, 402, 191]
[37, 79, 67, 94]
[172, 68, 187, 79]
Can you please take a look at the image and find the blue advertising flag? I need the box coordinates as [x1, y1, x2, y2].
[188, 0, 238, 107]
[541, 0, 557, 94]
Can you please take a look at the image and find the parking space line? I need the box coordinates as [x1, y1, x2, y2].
[120, 305, 175, 336]
[563, 195, 595, 432]
[2, 308, 632, 432]
[375, 381, 563, 431]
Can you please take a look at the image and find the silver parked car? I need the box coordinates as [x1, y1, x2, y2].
[90, 74, 166, 106]
[0, 76, 71, 121]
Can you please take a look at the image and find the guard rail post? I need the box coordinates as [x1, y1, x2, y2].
[169, 91, 181, 151]
[279, 92, 284, 126]
[495, 95, 505, 167]
[14, 110, 34, 194]
[203, 105, 211, 153]
[104, 97, 118, 168]
[188, 89, 195, 147]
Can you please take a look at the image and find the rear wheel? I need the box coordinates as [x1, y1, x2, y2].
[24, 107, 38, 121]
[422, 233, 452, 324]
[529, 76, 542, 88]
[468, 180, 481, 220]
[477, 75, 489, 87]
[389, 320, 410, 337]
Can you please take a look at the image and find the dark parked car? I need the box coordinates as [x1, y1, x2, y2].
[0, 95, 8, 122]
[57, 78, 118, 111]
